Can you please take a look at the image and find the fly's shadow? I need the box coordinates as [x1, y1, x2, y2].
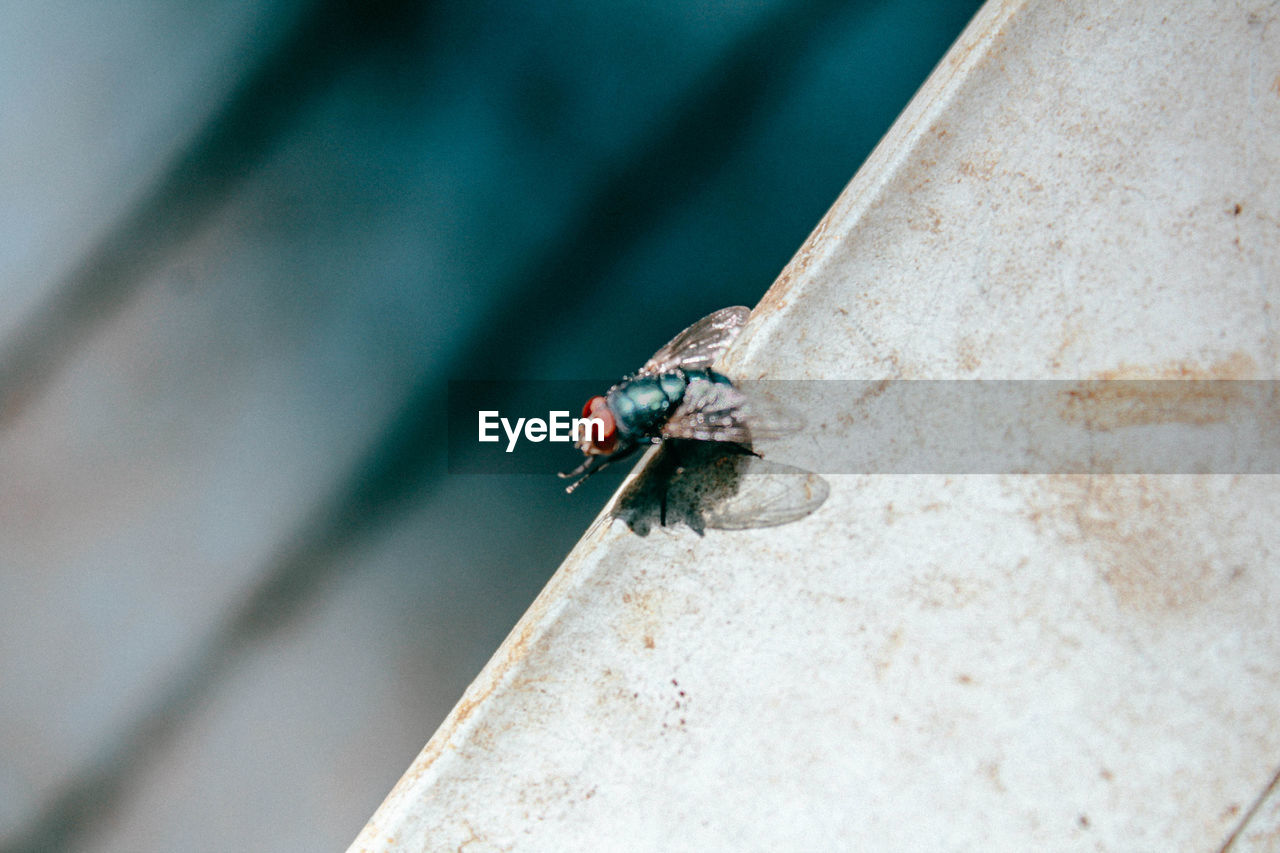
[613, 440, 829, 536]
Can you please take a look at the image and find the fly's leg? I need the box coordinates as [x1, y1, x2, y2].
[659, 440, 685, 526]
[559, 445, 639, 494]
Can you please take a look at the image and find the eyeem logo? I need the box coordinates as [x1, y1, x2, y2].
[478, 411, 605, 452]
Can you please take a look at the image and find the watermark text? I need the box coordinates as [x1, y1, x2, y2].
[478, 410, 605, 452]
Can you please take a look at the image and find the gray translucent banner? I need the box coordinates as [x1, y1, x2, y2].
[745, 380, 1280, 474]
[448, 380, 1280, 474]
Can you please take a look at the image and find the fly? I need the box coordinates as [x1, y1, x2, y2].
[559, 306, 795, 494]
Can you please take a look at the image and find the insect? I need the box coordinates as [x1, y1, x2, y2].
[559, 305, 793, 494]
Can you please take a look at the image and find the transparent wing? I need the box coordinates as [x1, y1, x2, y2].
[632, 442, 828, 533]
[701, 456, 830, 530]
[661, 379, 802, 443]
[637, 306, 750, 377]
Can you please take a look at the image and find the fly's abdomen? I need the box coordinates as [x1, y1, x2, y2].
[682, 369, 733, 388]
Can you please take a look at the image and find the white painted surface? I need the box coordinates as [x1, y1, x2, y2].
[352, 0, 1280, 849]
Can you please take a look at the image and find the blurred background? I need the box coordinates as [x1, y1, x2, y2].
[0, 0, 980, 849]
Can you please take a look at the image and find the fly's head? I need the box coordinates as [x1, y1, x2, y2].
[559, 393, 633, 493]
[576, 395, 619, 456]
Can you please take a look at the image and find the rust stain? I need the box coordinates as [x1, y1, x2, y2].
[1238, 820, 1280, 851]
[512, 774, 599, 827]
[615, 585, 666, 651]
[855, 378, 891, 405]
[451, 620, 537, 730]
[1059, 353, 1259, 429]
[1012, 169, 1044, 192]
[455, 820, 491, 852]
[1060, 382, 1240, 429]
[1220, 764, 1280, 853]
[390, 524, 629, 797]
[1025, 476, 1249, 615]
[957, 336, 983, 371]
[1091, 352, 1256, 380]
[390, 604, 547, 795]
[873, 628, 904, 678]
[759, 209, 832, 316]
[957, 158, 998, 181]
[941, 0, 1016, 78]
[908, 565, 983, 610]
[907, 205, 944, 234]
[985, 761, 1006, 793]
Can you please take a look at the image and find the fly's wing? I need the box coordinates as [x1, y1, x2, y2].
[701, 457, 830, 530]
[660, 378, 802, 444]
[652, 439, 828, 531]
[637, 306, 750, 376]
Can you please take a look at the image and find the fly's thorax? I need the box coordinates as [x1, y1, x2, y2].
[606, 373, 688, 439]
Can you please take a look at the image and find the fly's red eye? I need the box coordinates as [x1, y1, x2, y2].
[585, 398, 616, 435]
[579, 396, 617, 454]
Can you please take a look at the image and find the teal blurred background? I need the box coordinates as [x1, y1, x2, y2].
[0, 1, 979, 849]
